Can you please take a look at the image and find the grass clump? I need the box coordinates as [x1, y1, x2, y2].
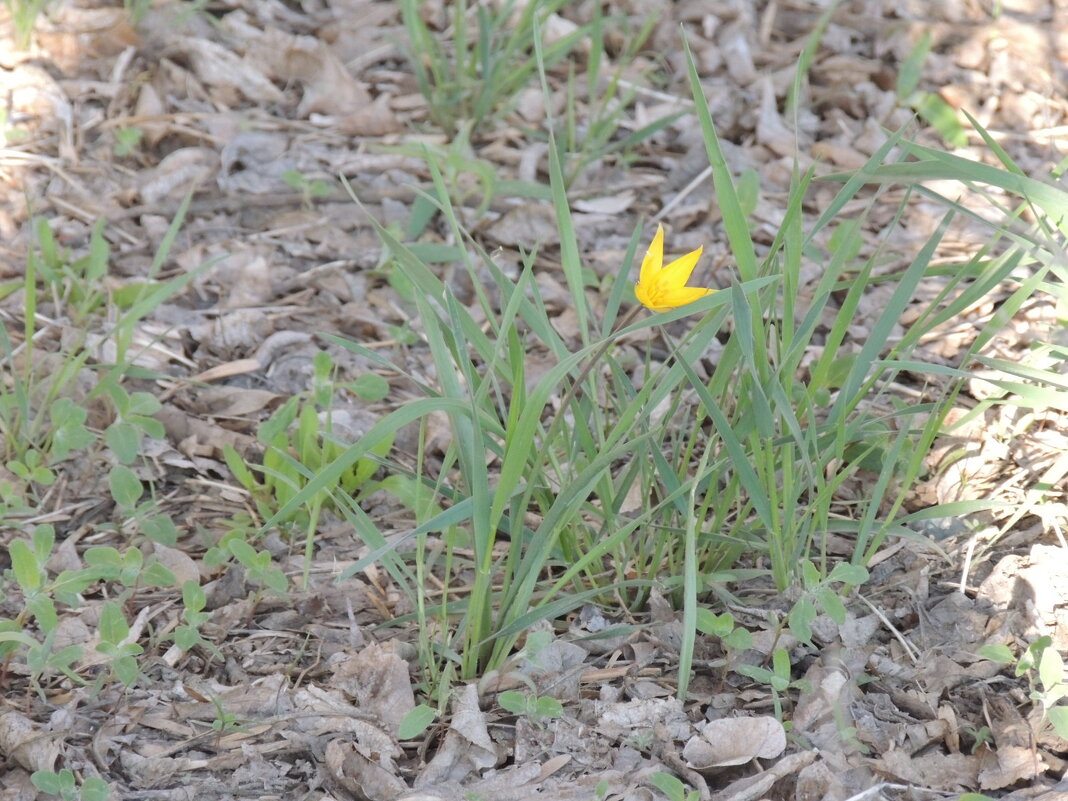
[248, 25, 1068, 707]
[399, 0, 589, 138]
[3, 0, 49, 49]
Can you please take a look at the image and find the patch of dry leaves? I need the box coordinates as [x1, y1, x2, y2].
[1, 0, 1067, 799]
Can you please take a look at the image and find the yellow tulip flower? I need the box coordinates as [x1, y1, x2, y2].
[634, 224, 715, 312]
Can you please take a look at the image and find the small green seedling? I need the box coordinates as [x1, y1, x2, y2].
[173, 580, 221, 658]
[95, 600, 144, 687]
[83, 545, 175, 589]
[787, 561, 869, 646]
[224, 350, 395, 589]
[4, 525, 178, 690]
[648, 772, 700, 801]
[113, 126, 143, 157]
[225, 352, 393, 527]
[735, 647, 798, 722]
[221, 535, 288, 595]
[498, 690, 563, 724]
[210, 694, 249, 735]
[31, 769, 110, 801]
[281, 169, 331, 208]
[962, 725, 993, 753]
[978, 637, 1068, 740]
[696, 608, 752, 652]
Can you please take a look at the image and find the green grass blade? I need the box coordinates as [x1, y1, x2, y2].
[682, 35, 756, 282]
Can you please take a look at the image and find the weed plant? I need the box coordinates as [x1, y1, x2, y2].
[0, 198, 218, 696]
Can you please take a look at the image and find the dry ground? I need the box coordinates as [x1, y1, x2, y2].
[1, 0, 1068, 799]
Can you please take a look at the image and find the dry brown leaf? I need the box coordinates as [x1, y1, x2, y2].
[792, 657, 862, 736]
[419, 684, 498, 785]
[977, 744, 1046, 791]
[193, 385, 277, 416]
[811, 140, 869, 169]
[156, 405, 253, 457]
[594, 696, 689, 741]
[794, 759, 847, 801]
[182, 306, 276, 355]
[173, 36, 284, 104]
[119, 749, 188, 788]
[485, 203, 560, 249]
[337, 94, 402, 136]
[755, 77, 797, 158]
[36, 7, 138, 76]
[712, 750, 818, 801]
[190, 244, 282, 309]
[218, 130, 294, 195]
[325, 730, 407, 801]
[682, 716, 785, 769]
[241, 26, 399, 135]
[572, 193, 636, 215]
[0, 711, 60, 773]
[258, 28, 371, 115]
[137, 147, 219, 206]
[720, 23, 756, 85]
[133, 81, 169, 147]
[330, 643, 417, 735]
[0, 63, 73, 153]
[874, 749, 979, 792]
[978, 544, 1068, 650]
[189, 360, 263, 385]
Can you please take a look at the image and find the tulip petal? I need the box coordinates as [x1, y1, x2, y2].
[659, 247, 704, 287]
[634, 225, 714, 312]
[659, 286, 714, 309]
[638, 224, 664, 286]
[634, 280, 656, 309]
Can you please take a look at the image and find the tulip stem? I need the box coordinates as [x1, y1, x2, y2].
[548, 304, 642, 431]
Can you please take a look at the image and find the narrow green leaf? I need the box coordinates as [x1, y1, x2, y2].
[649, 772, 686, 801]
[896, 30, 931, 98]
[682, 36, 756, 282]
[916, 93, 968, 148]
[547, 131, 590, 345]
